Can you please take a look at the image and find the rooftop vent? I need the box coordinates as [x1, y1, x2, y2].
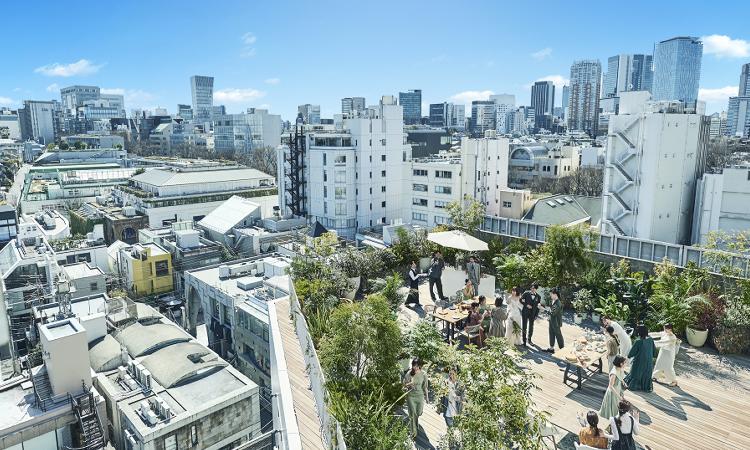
[546, 201, 556, 207]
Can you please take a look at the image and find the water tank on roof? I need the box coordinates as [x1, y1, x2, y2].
[175, 229, 200, 249]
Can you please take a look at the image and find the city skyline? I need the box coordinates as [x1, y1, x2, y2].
[1, 1, 750, 120]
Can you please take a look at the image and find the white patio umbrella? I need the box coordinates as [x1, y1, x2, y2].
[427, 229, 488, 252]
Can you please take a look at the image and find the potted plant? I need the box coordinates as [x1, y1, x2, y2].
[685, 294, 720, 347]
[572, 288, 592, 325]
[595, 294, 630, 326]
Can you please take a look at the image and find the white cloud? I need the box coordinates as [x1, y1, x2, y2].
[449, 90, 495, 107]
[46, 83, 60, 93]
[214, 88, 266, 103]
[34, 59, 103, 77]
[701, 35, 750, 58]
[531, 47, 552, 61]
[264, 78, 280, 85]
[100, 88, 156, 109]
[699, 86, 738, 102]
[101, 88, 125, 95]
[0, 96, 15, 105]
[240, 32, 257, 58]
[525, 75, 569, 90]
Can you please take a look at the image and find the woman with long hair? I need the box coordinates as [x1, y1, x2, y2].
[576, 410, 613, 449]
[504, 287, 524, 345]
[610, 399, 640, 450]
[599, 355, 628, 420]
[403, 358, 428, 439]
[605, 325, 621, 371]
[624, 325, 656, 392]
[652, 323, 680, 387]
[487, 296, 508, 338]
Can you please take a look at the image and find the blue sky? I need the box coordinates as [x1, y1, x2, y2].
[2, 0, 749, 119]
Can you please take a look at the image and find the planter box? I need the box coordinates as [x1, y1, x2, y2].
[712, 325, 750, 355]
[574, 314, 585, 325]
[686, 327, 708, 347]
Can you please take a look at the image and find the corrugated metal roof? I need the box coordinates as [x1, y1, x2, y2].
[131, 168, 273, 187]
[198, 195, 260, 235]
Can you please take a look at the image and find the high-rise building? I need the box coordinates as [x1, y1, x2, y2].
[562, 85, 569, 120]
[399, 90, 422, 125]
[18, 100, 58, 144]
[429, 103, 449, 127]
[602, 54, 654, 98]
[190, 75, 214, 122]
[177, 104, 193, 120]
[0, 108, 21, 140]
[297, 104, 321, 124]
[567, 60, 602, 136]
[652, 36, 702, 103]
[602, 92, 709, 245]
[692, 168, 750, 244]
[708, 111, 727, 138]
[341, 97, 366, 115]
[470, 101, 496, 135]
[60, 85, 100, 116]
[740, 63, 750, 97]
[490, 94, 515, 133]
[450, 104, 465, 128]
[214, 108, 282, 153]
[726, 97, 750, 138]
[530, 81, 555, 130]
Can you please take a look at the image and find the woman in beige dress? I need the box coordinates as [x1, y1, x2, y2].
[652, 324, 680, 386]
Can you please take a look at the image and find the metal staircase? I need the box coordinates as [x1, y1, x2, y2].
[607, 220, 626, 236]
[71, 390, 106, 450]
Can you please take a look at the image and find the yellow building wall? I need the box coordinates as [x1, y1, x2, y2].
[128, 253, 174, 296]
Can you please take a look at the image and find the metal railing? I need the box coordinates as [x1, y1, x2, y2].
[481, 216, 750, 277]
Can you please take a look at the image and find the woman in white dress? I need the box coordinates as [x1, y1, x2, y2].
[652, 324, 680, 387]
[602, 317, 631, 360]
[505, 287, 524, 345]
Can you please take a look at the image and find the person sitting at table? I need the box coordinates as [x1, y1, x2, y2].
[466, 302, 487, 347]
[605, 325, 621, 371]
[576, 410, 614, 449]
[652, 324, 680, 387]
[624, 325, 655, 392]
[462, 279, 475, 300]
[488, 296, 507, 338]
[610, 400, 641, 450]
[477, 295, 491, 331]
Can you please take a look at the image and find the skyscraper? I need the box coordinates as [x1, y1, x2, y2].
[18, 100, 58, 144]
[470, 101, 496, 135]
[562, 85, 569, 120]
[429, 103, 449, 127]
[602, 54, 653, 98]
[342, 97, 366, 115]
[297, 104, 321, 124]
[739, 63, 750, 97]
[190, 75, 214, 122]
[652, 37, 702, 103]
[726, 97, 750, 138]
[399, 90, 422, 125]
[530, 81, 555, 130]
[490, 94, 515, 133]
[567, 60, 602, 136]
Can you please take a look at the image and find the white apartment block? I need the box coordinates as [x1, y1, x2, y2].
[292, 96, 410, 239]
[602, 92, 709, 244]
[490, 94, 516, 134]
[692, 167, 750, 244]
[407, 157, 463, 227]
[460, 134, 511, 217]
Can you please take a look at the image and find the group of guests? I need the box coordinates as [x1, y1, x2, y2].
[578, 400, 641, 450]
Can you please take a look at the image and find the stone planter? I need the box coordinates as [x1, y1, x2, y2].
[591, 313, 601, 324]
[686, 327, 708, 347]
[712, 325, 750, 355]
[574, 313, 585, 325]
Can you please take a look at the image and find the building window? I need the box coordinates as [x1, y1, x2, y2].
[434, 216, 449, 225]
[381, 139, 387, 146]
[335, 171, 346, 183]
[164, 435, 177, 450]
[413, 198, 428, 207]
[381, 217, 387, 223]
[381, 186, 386, 193]
[502, 201, 512, 208]
[155, 261, 169, 277]
[381, 201, 386, 207]
[335, 187, 346, 199]
[190, 425, 198, 445]
[324, 202, 328, 214]
[434, 200, 448, 209]
[323, 186, 328, 198]
[335, 203, 346, 215]
[323, 153, 327, 165]
[413, 169, 427, 176]
[435, 186, 452, 194]
[413, 183, 428, 192]
[381, 170, 386, 177]
[381, 154, 386, 161]
[435, 170, 452, 179]
[412, 212, 428, 222]
[334, 155, 346, 164]
[323, 171, 327, 182]
[90, 282, 98, 291]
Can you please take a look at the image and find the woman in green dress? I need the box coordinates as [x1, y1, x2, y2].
[599, 355, 628, 421]
[624, 325, 655, 392]
[403, 359, 429, 439]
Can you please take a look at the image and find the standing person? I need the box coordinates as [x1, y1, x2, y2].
[544, 287, 564, 353]
[576, 411, 614, 449]
[444, 369, 459, 427]
[652, 324, 680, 387]
[520, 282, 541, 346]
[466, 255, 481, 293]
[477, 295, 491, 331]
[428, 251, 446, 302]
[403, 359, 428, 439]
[610, 400, 640, 450]
[599, 356, 628, 421]
[601, 317, 632, 361]
[488, 296, 508, 338]
[505, 287, 524, 345]
[624, 325, 656, 392]
[405, 261, 424, 306]
[605, 326, 621, 371]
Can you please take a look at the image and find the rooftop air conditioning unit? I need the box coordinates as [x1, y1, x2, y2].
[218, 265, 230, 278]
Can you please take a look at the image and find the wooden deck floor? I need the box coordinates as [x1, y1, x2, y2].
[274, 298, 326, 450]
[397, 275, 750, 450]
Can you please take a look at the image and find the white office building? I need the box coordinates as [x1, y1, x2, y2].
[692, 167, 750, 244]
[490, 94, 515, 133]
[709, 111, 727, 138]
[726, 97, 750, 138]
[461, 133, 511, 217]
[214, 108, 281, 153]
[408, 156, 463, 227]
[602, 92, 709, 244]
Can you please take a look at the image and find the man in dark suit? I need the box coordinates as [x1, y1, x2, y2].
[520, 282, 541, 346]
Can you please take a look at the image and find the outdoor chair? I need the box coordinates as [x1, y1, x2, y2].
[460, 324, 482, 346]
